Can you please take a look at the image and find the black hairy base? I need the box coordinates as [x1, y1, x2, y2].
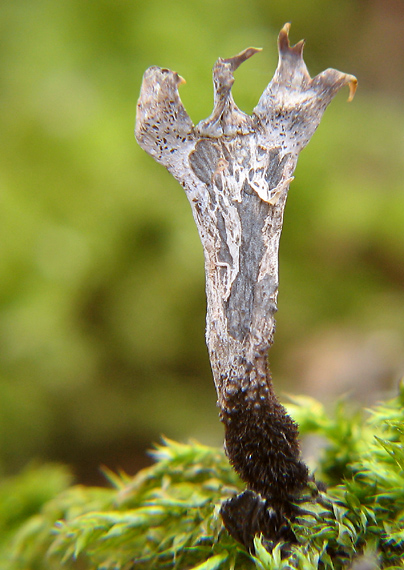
[220, 490, 297, 554]
[219, 385, 311, 553]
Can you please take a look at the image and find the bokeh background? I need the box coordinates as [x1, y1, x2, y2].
[1, 0, 404, 484]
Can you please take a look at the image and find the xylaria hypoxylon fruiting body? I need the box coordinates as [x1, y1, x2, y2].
[135, 24, 356, 552]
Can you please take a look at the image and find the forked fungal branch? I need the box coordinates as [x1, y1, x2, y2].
[135, 24, 356, 552]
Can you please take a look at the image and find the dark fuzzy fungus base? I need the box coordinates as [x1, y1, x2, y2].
[221, 472, 325, 553]
[221, 383, 309, 500]
[220, 371, 309, 552]
[135, 23, 356, 554]
[220, 490, 297, 554]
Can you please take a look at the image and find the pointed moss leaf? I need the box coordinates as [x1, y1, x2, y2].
[385, 528, 404, 548]
[332, 504, 349, 523]
[374, 436, 404, 471]
[104, 508, 167, 533]
[298, 502, 331, 517]
[336, 522, 354, 548]
[302, 526, 335, 541]
[252, 540, 294, 570]
[293, 548, 321, 570]
[188, 551, 228, 570]
[73, 527, 103, 559]
[252, 535, 274, 569]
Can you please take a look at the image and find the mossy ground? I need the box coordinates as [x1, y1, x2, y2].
[3, 383, 404, 570]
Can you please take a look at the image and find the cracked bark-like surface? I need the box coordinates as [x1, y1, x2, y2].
[135, 24, 356, 551]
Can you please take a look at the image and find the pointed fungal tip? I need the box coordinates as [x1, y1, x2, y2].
[222, 46, 262, 72]
[347, 76, 358, 102]
[282, 22, 292, 35]
[278, 23, 305, 58]
[278, 23, 291, 52]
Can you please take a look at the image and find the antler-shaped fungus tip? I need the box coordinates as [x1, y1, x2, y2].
[277, 23, 357, 103]
[278, 23, 305, 57]
[221, 46, 262, 72]
[196, 46, 262, 137]
[274, 23, 309, 88]
[347, 75, 358, 102]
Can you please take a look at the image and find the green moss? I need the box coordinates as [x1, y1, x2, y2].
[4, 384, 404, 569]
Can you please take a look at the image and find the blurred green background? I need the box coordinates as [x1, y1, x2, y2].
[1, 0, 404, 484]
